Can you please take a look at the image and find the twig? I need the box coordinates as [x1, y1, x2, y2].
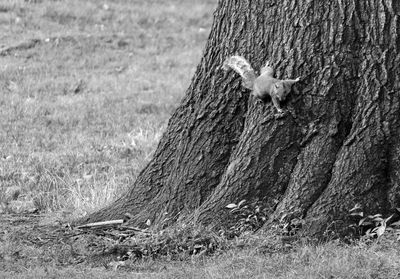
[77, 219, 124, 229]
[120, 225, 148, 232]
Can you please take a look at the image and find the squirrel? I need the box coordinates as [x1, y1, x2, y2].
[222, 55, 300, 113]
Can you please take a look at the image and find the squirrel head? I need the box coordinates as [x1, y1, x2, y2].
[274, 78, 300, 101]
[273, 82, 289, 101]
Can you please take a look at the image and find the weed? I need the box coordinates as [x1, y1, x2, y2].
[348, 203, 400, 241]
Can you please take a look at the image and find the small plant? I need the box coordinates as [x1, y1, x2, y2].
[226, 200, 306, 238]
[276, 212, 305, 237]
[348, 204, 400, 240]
[225, 199, 271, 235]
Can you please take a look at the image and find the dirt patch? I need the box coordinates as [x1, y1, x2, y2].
[0, 213, 229, 272]
[0, 214, 80, 270]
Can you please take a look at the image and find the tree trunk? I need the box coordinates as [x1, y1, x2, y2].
[84, 0, 400, 237]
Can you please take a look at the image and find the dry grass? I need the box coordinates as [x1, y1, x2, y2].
[1, 0, 400, 278]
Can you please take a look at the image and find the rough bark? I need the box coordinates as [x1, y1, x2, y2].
[84, 0, 400, 237]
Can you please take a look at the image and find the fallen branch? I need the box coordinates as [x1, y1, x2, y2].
[77, 219, 124, 229]
[120, 225, 149, 232]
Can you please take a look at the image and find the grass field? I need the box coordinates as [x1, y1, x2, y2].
[1, 0, 400, 278]
[0, 0, 214, 217]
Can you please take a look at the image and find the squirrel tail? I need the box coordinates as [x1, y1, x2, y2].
[222, 56, 256, 90]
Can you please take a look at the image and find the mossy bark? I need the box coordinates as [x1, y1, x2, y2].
[84, 0, 400, 236]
